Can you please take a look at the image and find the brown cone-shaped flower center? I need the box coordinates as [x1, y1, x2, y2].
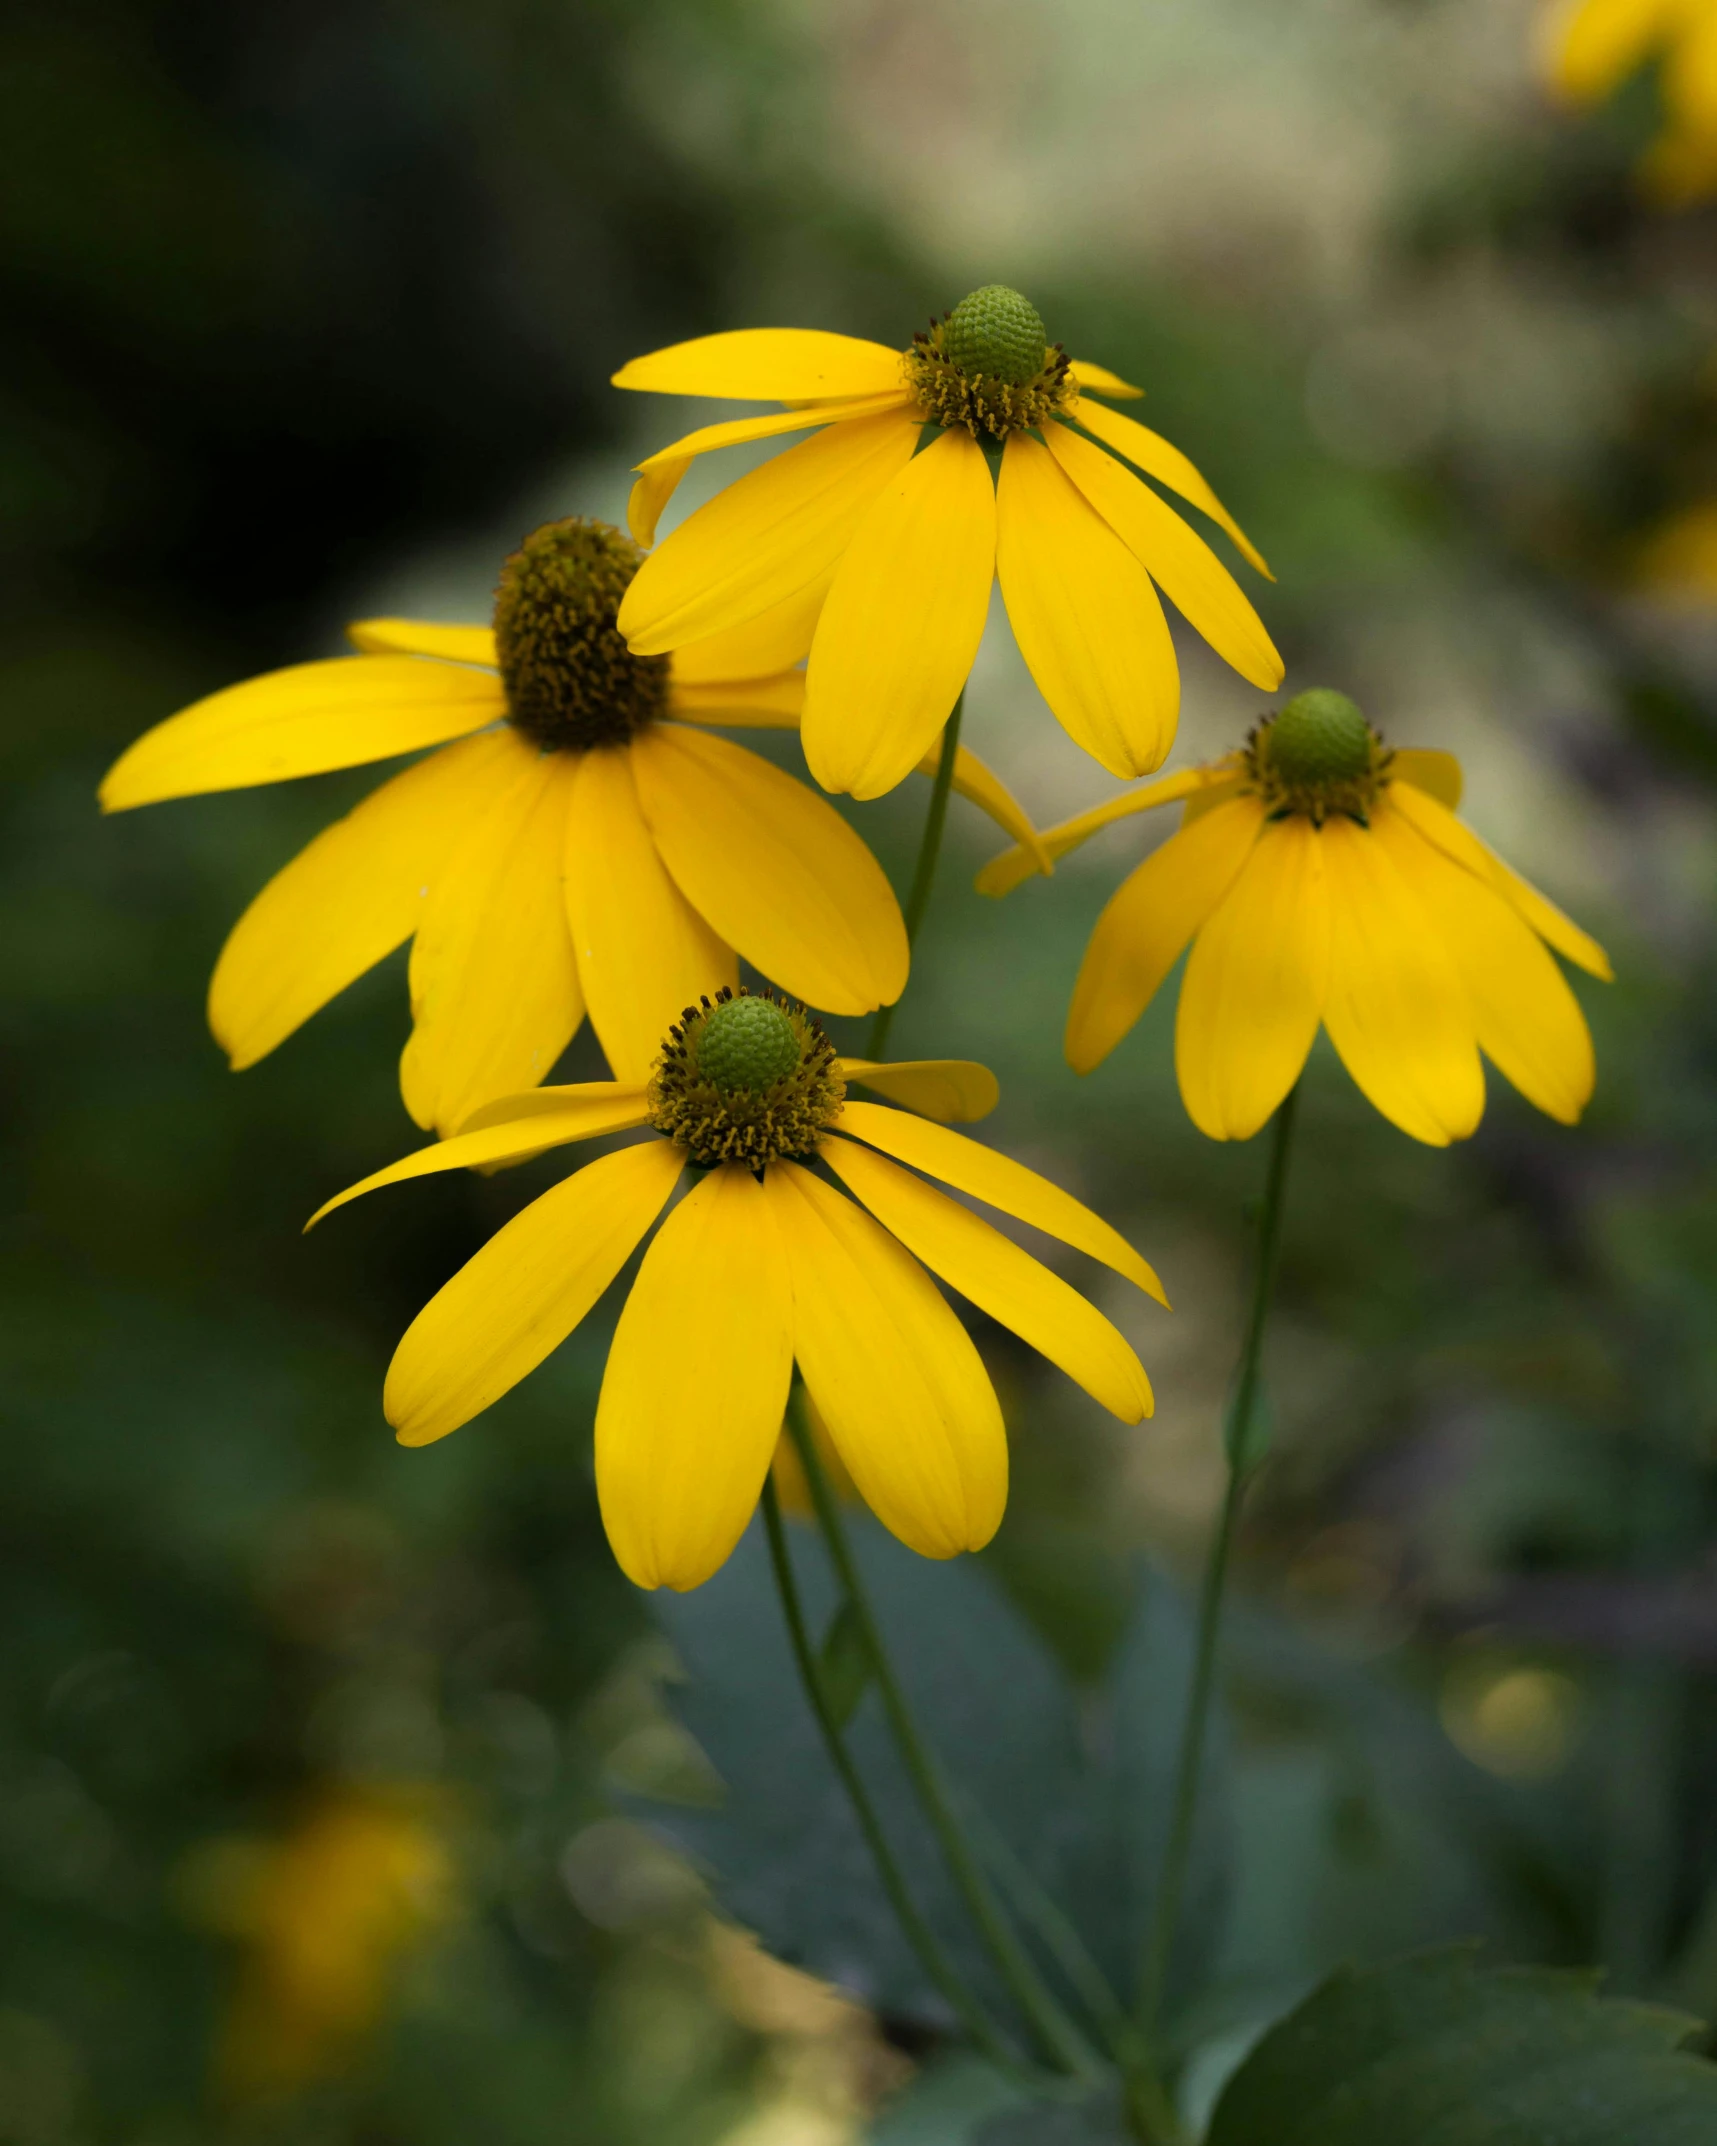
[493, 519, 671, 751]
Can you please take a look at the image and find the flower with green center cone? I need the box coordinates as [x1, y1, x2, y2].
[941, 285, 1049, 385]
[694, 993, 804, 1093]
[647, 988, 845, 1169]
[1251, 687, 1386, 824]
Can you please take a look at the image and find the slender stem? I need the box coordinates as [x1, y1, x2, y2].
[1135, 1082, 1300, 2041]
[787, 1400, 1103, 2079]
[865, 690, 964, 1062]
[760, 1477, 1015, 2068]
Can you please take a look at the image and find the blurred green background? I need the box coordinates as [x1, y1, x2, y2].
[7, 0, 1717, 2138]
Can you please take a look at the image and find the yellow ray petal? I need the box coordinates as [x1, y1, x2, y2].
[1070, 397, 1271, 577]
[455, 1080, 653, 1134]
[1068, 360, 1144, 399]
[1317, 814, 1485, 1146]
[1387, 748, 1462, 810]
[210, 729, 526, 1071]
[346, 620, 498, 666]
[401, 754, 584, 1134]
[1541, 0, 1672, 102]
[597, 1164, 794, 1590]
[613, 328, 908, 401]
[1065, 796, 1263, 1074]
[565, 745, 736, 1084]
[823, 1138, 1153, 1422]
[836, 1099, 1166, 1304]
[383, 1139, 683, 1448]
[306, 1091, 652, 1229]
[619, 410, 920, 656]
[802, 427, 997, 799]
[1175, 815, 1331, 1142]
[766, 1161, 1006, 1559]
[667, 592, 818, 686]
[631, 724, 906, 1015]
[1044, 422, 1284, 692]
[995, 433, 1180, 778]
[628, 393, 915, 545]
[976, 765, 1229, 898]
[1373, 801, 1595, 1125]
[1180, 773, 1247, 826]
[1386, 780, 1612, 980]
[836, 1060, 999, 1123]
[925, 739, 1052, 876]
[669, 674, 805, 727]
[99, 656, 507, 810]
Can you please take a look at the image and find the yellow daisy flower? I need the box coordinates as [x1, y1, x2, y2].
[308, 990, 1165, 1592]
[979, 690, 1613, 1147]
[612, 286, 1283, 800]
[100, 519, 1041, 1135]
[1542, 0, 1717, 204]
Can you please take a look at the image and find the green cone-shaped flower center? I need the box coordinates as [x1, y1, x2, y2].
[943, 285, 1048, 385]
[1248, 688, 1385, 825]
[493, 519, 671, 752]
[696, 995, 802, 1094]
[1266, 690, 1372, 787]
[647, 989, 845, 1169]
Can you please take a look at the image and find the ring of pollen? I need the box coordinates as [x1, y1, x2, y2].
[494, 517, 672, 751]
[1246, 687, 1392, 826]
[647, 989, 846, 1169]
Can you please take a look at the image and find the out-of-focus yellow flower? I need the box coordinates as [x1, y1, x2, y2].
[308, 990, 1164, 1592]
[1542, 0, 1717, 205]
[1633, 495, 1717, 597]
[980, 690, 1612, 1147]
[196, 1788, 455, 2108]
[614, 286, 1280, 800]
[100, 519, 1040, 1134]
[769, 1389, 857, 1519]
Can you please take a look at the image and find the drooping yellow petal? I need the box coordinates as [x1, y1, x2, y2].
[1068, 360, 1144, 399]
[305, 1088, 652, 1228]
[668, 595, 819, 685]
[1065, 797, 1263, 1074]
[836, 1099, 1166, 1304]
[628, 393, 915, 546]
[995, 432, 1180, 778]
[836, 1060, 999, 1123]
[1386, 780, 1612, 980]
[384, 1140, 683, 1448]
[1044, 422, 1284, 692]
[630, 724, 906, 1015]
[597, 1164, 794, 1591]
[1541, 0, 1673, 102]
[802, 427, 997, 799]
[209, 730, 524, 1071]
[1175, 816, 1331, 1142]
[346, 621, 498, 666]
[925, 739, 1052, 876]
[1180, 773, 1247, 826]
[766, 1161, 1006, 1560]
[1070, 398, 1271, 577]
[822, 1138, 1154, 1422]
[564, 745, 736, 1084]
[1373, 801, 1595, 1125]
[401, 753, 584, 1134]
[613, 328, 907, 402]
[1317, 814, 1485, 1146]
[619, 410, 919, 656]
[976, 765, 1229, 898]
[1387, 749, 1462, 810]
[99, 657, 506, 810]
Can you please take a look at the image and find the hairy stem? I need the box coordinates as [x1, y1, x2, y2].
[787, 1399, 1102, 2078]
[1135, 1082, 1300, 2042]
[865, 690, 964, 1062]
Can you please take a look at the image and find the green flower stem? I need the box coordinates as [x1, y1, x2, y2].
[760, 1476, 1016, 2070]
[1134, 1081, 1301, 2045]
[865, 689, 965, 1062]
[787, 1397, 1104, 2080]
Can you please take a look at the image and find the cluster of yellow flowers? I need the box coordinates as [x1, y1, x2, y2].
[103, 282, 1609, 1596]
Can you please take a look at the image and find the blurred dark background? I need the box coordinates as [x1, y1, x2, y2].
[7, 0, 1717, 2138]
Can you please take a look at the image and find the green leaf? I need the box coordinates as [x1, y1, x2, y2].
[1207, 1947, 1717, 2146]
[818, 1595, 873, 1728]
[642, 1522, 1230, 2040]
